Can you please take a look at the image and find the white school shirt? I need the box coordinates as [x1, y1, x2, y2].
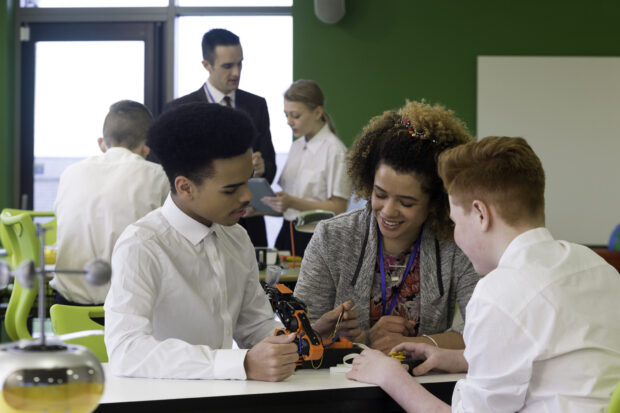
[452, 228, 620, 413]
[278, 124, 352, 221]
[52, 147, 169, 304]
[104, 195, 281, 380]
[204, 78, 236, 107]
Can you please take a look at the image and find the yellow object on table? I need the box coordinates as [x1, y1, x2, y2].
[44, 247, 57, 265]
[389, 351, 406, 361]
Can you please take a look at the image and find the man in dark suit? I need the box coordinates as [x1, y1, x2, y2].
[164, 28, 276, 248]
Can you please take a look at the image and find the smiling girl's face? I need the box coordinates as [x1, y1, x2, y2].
[371, 163, 430, 254]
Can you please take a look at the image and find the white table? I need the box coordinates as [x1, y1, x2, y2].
[96, 364, 463, 412]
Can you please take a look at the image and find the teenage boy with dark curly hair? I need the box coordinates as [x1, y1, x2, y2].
[347, 136, 620, 412]
[104, 103, 302, 381]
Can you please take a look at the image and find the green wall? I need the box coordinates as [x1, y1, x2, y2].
[2, 1, 620, 209]
[0, 0, 16, 210]
[292, 0, 620, 146]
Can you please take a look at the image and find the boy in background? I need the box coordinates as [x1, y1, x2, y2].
[105, 103, 306, 381]
[53, 100, 169, 306]
[347, 136, 620, 412]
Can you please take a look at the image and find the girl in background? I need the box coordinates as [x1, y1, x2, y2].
[262, 79, 351, 257]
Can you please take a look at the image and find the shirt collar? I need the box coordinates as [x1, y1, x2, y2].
[104, 146, 137, 158]
[498, 227, 552, 266]
[205, 78, 236, 107]
[161, 194, 218, 246]
[304, 123, 330, 153]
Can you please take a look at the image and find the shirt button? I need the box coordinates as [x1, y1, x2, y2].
[226, 329, 231, 336]
[222, 292, 227, 300]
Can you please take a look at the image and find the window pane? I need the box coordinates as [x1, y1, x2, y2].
[175, 15, 292, 154]
[34, 41, 144, 212]
[177, 0, 292, 6]
[23, 0, 167, 7]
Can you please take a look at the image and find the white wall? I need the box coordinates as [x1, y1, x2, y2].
[477, 56, 620, 245]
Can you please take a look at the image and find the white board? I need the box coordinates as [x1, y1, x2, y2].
[477, 56, 620, 245]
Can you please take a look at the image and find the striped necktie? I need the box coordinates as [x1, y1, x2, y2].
[223, 96, 232, 108]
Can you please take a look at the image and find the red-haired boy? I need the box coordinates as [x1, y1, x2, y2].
[347, 136, 620, 412]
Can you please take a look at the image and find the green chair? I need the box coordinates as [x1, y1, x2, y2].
[50, 304, 108, 362]
[42, 216, 57, 247]
[0, 209, 56, 269]
[1, 209, 55, 341]
[609, 380, 620, 413]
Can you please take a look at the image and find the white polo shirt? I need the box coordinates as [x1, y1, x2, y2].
[278, 124, 351, 221]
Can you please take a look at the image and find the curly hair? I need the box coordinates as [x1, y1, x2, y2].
[347, 100, 472, 240]
[147, 102, 254, 193]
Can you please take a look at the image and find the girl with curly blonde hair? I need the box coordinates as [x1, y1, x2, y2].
[296, 100, 480, 352]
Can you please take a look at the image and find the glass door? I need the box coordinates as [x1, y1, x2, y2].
[20, 22, 163, 211]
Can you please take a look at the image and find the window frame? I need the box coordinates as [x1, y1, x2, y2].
[14, 3, 292, 210]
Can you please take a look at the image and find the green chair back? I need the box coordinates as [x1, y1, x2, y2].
[42, 216, 57, 246]
[1, 209, 55, 341]
[50, 304, 107, 362]
[609, 380, 620, 413]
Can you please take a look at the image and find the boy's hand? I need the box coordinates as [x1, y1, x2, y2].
[346, 348, 409, 387]
[244, 333, 299, 382]
[312, 300, 361, 342]
[252, 152, 265, 177]
[391, 342, 467, 375]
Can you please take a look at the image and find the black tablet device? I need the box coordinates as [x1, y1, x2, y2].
[248, 177, 277, 213]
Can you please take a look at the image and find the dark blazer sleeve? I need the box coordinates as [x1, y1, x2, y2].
[162, 88, 207, 113]
[236, 90, 277, 183]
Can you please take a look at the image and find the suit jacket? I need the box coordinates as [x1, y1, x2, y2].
[157, 86, 276, 248]
[161, 87, 276, 183]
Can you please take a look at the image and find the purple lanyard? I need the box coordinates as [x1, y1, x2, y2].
[203, 82, 235, 108]
[378, 231, 422, 316]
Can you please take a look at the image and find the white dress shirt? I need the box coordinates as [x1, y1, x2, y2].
[104, 195, 281, 380]
[452, 228, 620, 413]
[278, 124, 352, 221]
[204, 78, 236, 107]
[52, 147, 169, 304]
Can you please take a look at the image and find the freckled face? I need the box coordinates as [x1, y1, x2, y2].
[449, 195, 492, 275]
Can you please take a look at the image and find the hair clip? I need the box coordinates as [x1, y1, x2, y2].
[401, 118, 437, 143]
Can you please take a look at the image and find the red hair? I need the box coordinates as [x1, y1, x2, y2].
[438, 136, 545, 225]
